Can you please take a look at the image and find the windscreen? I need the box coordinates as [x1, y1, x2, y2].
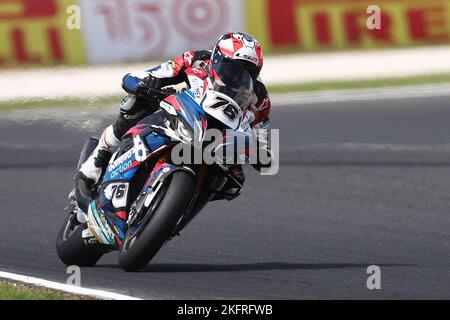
[210, 61, 254, 109]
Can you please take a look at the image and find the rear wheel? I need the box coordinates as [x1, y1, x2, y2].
[56, 137, 104, 267]
[56, 215, 104, 267]
[118, 171, 194, 272]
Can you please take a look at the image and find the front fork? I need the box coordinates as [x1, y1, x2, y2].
[126, 151, 198, 239]
[172, 164, 226, 236]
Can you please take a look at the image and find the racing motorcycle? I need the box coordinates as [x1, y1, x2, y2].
[56, 62, 256, 271]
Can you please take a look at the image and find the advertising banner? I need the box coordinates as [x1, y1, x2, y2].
[247, 0, 450, 53]
[2, 0, 448, 67]
[0, 0, 86, 66]
[78, 0, 244, 64]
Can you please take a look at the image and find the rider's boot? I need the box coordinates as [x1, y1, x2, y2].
[75, 125, 126, 247]
[78, 125, 121, 188]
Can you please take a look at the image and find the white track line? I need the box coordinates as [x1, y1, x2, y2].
[0, 271, 142, 300]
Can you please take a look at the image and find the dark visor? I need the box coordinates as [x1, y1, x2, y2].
[210, 61, 253, 109]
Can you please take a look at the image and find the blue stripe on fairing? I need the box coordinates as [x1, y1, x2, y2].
[122, 167, 138, 181]
[179, 91, 205, 115]
[146, 133, 169, 151]
[185, 89, 195, 99]
[176, 91, 206, 128]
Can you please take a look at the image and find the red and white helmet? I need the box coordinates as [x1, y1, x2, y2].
[211, 32, 263, 81]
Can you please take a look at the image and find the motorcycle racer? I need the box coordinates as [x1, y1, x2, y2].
[78, 32, 272, 195]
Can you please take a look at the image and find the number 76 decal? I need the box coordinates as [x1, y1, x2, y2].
[202, 92, 242, 128]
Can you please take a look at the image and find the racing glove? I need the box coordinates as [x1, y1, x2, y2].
[135, 75, 162, 98]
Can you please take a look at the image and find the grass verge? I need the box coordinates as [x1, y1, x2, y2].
[0, 280, 92, 300]
[268, 73, 450, 93]
[0, 95, 122, 111]
[1, 73, 449, 111]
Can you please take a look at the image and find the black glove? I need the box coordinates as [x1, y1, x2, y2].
[160, 87, 177, 96]
[143, 75, 162, 90]
[136, 75, 162, 98]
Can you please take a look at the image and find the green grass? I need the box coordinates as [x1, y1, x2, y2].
[0, 73, 449, 111]
[268, 73, 450, 94]
[0, 95, 122, 111]
[0, 282, 87, 300]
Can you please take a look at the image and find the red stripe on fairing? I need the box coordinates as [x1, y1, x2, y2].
[125, 124, 147, 137]
[124, 144, 170, 172]
[115, 235, 123, 246]
[203, 79, 208, 94]
[200, 116, 206, 129]
[115, 210, 127, 220]
[150, 160, 167, 177]
[147, 144, 170, 159]
[143, 158, 170, 189]
[164, 95, 182, 111]
[128, 160, 142, 171]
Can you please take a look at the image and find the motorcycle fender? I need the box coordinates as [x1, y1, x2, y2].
[140, 163, 195, 211]
[146, 162, 195, 192]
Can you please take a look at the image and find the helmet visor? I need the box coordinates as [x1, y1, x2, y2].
[210, 61, 254, 109]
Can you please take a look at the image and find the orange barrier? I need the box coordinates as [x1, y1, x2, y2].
[0, 0, 85, 66]
[247, 0, 450, 52]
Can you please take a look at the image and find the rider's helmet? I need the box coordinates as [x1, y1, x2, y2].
[206, 32, 263, 116]
[210, 32, 263, 82]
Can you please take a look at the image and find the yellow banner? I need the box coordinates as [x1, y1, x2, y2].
[0, 0, 86, 66]
[247, 0, 450, 52]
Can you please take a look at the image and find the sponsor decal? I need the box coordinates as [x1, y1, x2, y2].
[0, 0, 86, 66]
[247, 0, 450, 52]
[108, 149, 133, 171]
[110, 160, 132, 179]
[172, 0, 229, 39]
[75, 0, 242, 64]
[188, 76, 203, 100]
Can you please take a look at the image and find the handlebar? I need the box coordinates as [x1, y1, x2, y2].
[139, 87, 178, 102]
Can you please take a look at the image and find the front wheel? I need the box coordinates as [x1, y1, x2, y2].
[118, 171, 195, 272]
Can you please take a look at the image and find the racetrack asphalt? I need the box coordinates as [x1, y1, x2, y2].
[1, 95, 450, 299]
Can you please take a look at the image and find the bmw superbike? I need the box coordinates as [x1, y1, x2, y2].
[56, 62, 255, 271]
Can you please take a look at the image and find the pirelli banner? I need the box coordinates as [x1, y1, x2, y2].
[246, 0, 450, 52]
[0, 0, 86, 66]
[1, 0, 449, 67]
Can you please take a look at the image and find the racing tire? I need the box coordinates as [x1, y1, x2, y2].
[118, 171, 195, 272]
[56, 216, 104, 267]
